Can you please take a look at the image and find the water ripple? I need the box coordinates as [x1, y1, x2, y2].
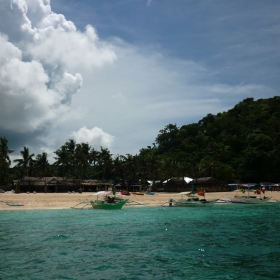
[1, 205, 280, 279]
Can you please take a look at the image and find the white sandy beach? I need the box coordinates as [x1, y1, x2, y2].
[1, 191, 280, 210]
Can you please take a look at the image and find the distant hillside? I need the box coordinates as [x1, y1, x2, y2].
[4, 97, 280, 185]
[154, 96, 280, 182]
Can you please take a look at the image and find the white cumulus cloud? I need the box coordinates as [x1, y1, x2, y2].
[71, 127, 115, 150]
[0, 0, 116, 136]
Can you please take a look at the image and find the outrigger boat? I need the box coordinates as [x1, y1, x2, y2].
[90, 191, 128, 210]
[173, 191, 217, 207]
[120, 190, 130, 196]
[231, 186, 271, 204]
[131, 192, 144, 195]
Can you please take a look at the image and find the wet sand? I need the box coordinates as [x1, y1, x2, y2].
[0, 191, 280, 210]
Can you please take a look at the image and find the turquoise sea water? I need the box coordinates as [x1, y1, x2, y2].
[1, 204, 280, 280]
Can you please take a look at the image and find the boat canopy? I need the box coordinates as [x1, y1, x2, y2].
[93, 191, 112, 196]
[177, 191, 192, 196]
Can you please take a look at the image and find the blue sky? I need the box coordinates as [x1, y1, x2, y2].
[0, 0, 279, 163]
[52, 0, 280, 87]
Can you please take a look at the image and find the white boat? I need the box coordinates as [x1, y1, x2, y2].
[231, 186, 271, 204]
[231, 195, 271, 204]
[173, 191, 217, 207]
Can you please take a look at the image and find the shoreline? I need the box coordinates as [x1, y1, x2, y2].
[1, 191, 280, 211]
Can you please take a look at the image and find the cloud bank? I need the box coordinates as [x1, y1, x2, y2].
[0, 0, 116, 156]
[0, 0, 277, 163]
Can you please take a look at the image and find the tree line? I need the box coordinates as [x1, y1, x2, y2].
[1, 96, 280, 185]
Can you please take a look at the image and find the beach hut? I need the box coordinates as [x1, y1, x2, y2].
[163, 177, 193, 192]
[187, 177, 226, 192]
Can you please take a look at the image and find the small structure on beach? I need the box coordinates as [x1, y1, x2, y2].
[163, 177, 226, 192]
[13, 177, 83, 193]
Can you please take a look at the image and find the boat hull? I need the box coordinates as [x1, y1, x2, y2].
[120, 191, 130, 196]
[145, 192, 155, 195]
[90, 200, 127, 210]
[231, 197, 271, 204]
[174, 199, 217, 207]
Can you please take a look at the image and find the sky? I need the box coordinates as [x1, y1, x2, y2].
[0, 0, 279, 165]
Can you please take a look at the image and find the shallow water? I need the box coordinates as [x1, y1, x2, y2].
[1, 204, 280, 279]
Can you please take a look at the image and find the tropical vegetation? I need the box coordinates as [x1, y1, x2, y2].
[1, 96, 280, 185]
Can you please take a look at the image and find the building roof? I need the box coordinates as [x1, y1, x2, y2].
[163, 177, 193, 184]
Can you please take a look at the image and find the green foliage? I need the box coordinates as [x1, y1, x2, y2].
[155, 96, 280, 182]
[4, 96, 280, 184]
[34, 152, 50, 177]
[0, 137, 14, 185]
[13, 147, 35, 177]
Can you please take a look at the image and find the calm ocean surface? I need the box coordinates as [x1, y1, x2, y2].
[1, 204, 280, 280]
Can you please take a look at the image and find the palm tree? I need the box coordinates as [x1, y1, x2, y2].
[98, 147, 112, 179]
[121, 153, 137, 180]
[89, 148, 100, 178]
[144, 152, 159, 187]
[0, 137, 14, 185]
[53, 145, 71, 179]
[65, 139, 76, 177]
[74, 143, 91, 178]
[14, 146, 34, 177]
[112, 155, 125, 179]
[0, 137, 14, 165]
[35, 152, 49, 177]
[138, 145, 159, 186]
[53, 139, 77, 178]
